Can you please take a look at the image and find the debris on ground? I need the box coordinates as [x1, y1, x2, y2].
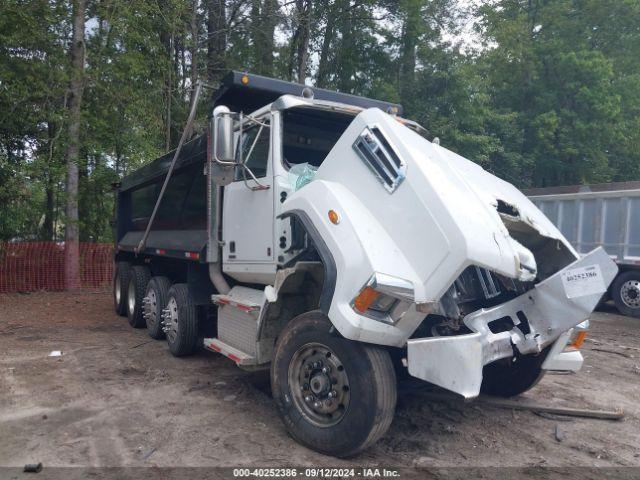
[23, 462, 42, 473]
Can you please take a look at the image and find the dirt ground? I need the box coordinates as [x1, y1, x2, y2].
[1, 291, 639, 473]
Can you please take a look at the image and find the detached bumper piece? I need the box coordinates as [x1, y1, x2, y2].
[407, 247, 618, 398]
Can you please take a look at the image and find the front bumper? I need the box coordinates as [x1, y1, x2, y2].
[406, 247, 618, 398]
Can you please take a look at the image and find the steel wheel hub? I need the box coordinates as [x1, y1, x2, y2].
[288, 343, 350, 428]
[162, 297, 179, 342]
[621, 280, 640, 309]
[143, 290, 157, 326]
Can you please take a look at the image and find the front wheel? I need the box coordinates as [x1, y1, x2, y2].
[271, 311, 397, 458]
[480, 348, 549, 397]
[612, 271, 640, 318]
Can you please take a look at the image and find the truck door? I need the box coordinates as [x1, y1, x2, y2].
[222, 117, 275, 274]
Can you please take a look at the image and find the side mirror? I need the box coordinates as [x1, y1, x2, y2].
[212, 106, 235, 164]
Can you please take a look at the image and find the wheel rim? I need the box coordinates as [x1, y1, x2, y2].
[145, 289, 157, 328]
[127, 280, 136, 316]
[288, 343, 350, 428]
[620, 279, 640, 309]
[165, 297, 179, 343]
[114, 273, 121, 304]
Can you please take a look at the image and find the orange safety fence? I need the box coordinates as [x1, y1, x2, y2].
[0, 242, 114, 293]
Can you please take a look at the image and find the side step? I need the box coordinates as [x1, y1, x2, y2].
[203, 338, 258, 366]
[212, 293, 261, 312]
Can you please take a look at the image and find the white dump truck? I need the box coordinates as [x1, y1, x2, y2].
[113, 71, 618, 457]
[526, 182, 640, 318]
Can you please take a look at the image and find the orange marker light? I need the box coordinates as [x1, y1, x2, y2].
[328, 210, 340, 225]
[570, 331, 587, 349]
[241, 74, 250, 85]
[353, 287, 379, 313]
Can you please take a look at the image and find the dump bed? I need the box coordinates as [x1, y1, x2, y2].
[115, 135, 208, 259]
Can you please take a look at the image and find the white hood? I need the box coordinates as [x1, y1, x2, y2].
[313, 108, 578, 302]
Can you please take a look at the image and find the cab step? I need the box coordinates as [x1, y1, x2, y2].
[211, 295, 262, 313]
[212, 290, 263, 313]
[203, 337, 258, 366]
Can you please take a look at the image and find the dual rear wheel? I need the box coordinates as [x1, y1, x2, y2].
[112, 262, 199, 356]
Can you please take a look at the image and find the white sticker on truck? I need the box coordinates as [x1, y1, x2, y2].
[561, 264, 606, 299]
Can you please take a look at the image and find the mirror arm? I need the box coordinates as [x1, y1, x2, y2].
[239, 122, 270, 191]
[243, 115, 270, 128]
[241, 163, 270, 191]
[243, 124, 264, 163]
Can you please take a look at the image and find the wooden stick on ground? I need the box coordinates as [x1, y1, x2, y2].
[418, 391, 625, 421]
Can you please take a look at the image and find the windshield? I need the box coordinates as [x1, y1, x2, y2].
[281, 107, 355, 169]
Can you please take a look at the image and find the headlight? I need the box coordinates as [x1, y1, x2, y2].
[352, 273, 414, 324]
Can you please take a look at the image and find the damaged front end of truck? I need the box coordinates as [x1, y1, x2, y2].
[407, 246, 616, 398]
[284, 105, 618, 399]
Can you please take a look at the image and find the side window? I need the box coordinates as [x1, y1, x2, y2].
[235, 122, 270, 180]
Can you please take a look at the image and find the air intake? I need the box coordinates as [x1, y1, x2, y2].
[353, 126, 406, 193]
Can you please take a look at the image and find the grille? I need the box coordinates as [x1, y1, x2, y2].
[353, 126, 406, 193]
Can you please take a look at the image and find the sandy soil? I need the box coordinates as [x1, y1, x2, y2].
[1, 291, 639, 474]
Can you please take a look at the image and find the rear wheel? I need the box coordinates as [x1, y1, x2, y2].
[127, 265, 151, 328]
[164, 283, 199, 357]
[480, 348, 549, 397]
[271, 311, 397, 458]
[144, 276, 172, 339]
[113, 262, 131, 316]
[612, 271, 640, 318]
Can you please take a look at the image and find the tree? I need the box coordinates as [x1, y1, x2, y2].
[207, 0, 226, 83]
[64, 0, 86, 290]
[288, 0, 312, 82]
[477, 0, 631, 187]
[1, 0, 640, 246]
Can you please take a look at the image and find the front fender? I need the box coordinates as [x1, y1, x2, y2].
[282, 180, 427, 347]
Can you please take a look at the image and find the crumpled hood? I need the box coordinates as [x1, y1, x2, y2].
[313, 107, 578, 302]
[431, 143, 570, 245]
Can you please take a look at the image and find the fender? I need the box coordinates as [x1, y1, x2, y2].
[278, 209, 337, 314]
[280, 180, 428, 347]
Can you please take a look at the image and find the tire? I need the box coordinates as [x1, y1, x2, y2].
[126, 265, 151, 328]
[271, 311, 397, 458]
[113, 262, 132, 316]
[164, 283, 199, 357]
[144, 276, 172, 339]
[612, 271, 640, 318]
[480, 348, 549, 397]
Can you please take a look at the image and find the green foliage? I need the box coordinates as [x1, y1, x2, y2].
[1, 0, 639, 241]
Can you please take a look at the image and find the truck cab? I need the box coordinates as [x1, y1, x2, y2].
[113, 71, 618, 457]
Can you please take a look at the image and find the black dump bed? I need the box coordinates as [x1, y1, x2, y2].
[115, 135, 208, 258]
[115, 71, 404, 259]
